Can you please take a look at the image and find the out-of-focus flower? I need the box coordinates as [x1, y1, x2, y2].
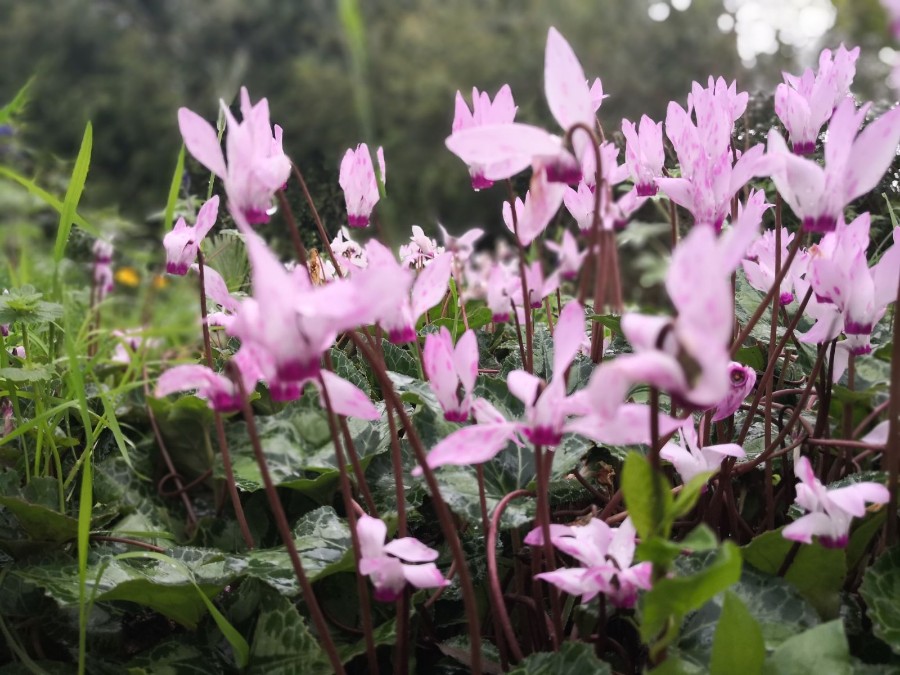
[660, 417, 744, 484]
[93, 240, 114, 301]
[163, 196, 219, 275]
[340, 144, 384, 228]
[742, 227, 803, 305]
[711, 362, 756, 421]
[622, 115, 664, 196]
[545, 230, 586, 281]
[424, 328, 478, 422]
[587, 193, 768, 413]
[525, 517, 652, 608]
[178, 87, 290, 225]
[111, 329, 162, 365]
[451, 85, 518, 190]
[775, 45, 860, 155]
[767, 99, 900, 233]
[357, 514, 448, 602]
[783, 455, 889, 548]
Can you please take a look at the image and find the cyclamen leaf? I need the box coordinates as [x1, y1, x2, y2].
[765, 621, 852, 675]
[859, 545, 900, 655]
[640, 542, 742, 642]
[622, 451, 673, 541]
[508, 641, 611, 674]
[710, 591, 765, 675]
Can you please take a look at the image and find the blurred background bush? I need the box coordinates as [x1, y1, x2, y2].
[0, 0, 896, 243]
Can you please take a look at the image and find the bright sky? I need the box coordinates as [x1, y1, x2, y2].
[648, 0, 837, 66]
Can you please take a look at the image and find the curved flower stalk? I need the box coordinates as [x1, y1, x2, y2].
[588, 193, 768, 413]
[767, 98, 900, 233]
[784, 456, 889, 548]
[660, 416, 744, 484]
[775, 45, 860, 155]
[191, 263, 242, 330]
[424, 328, 478, 422]
[357, 514, 448, 602]
[622, 115, 664, 196]
[524, 517, 652, 608]
[339, 143, 385, 228]
[163, 196, 219, 275]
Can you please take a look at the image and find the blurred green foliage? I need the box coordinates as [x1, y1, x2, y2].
[0, 0, 896, 238]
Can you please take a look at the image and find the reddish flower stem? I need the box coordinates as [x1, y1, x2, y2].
[225, 362, 345, 675]
[885, 271, 900, 546]
[348, 332, 483, 674]
[487, 489, 533, 663]
[729, 231, 804, 358]
[317, 375, 379, 675]
[196, 250, 254, 549]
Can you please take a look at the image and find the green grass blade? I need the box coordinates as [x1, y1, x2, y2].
[163, 145, 185, 237]
[0, 166, 97, 235]
[0, 77, 34, 126]
[54, 122, 93, 265]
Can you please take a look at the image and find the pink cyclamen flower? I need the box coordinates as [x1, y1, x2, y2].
[424, 328, 478, 422]
[227, 214, 374, 393]
[803, 215, 900, 354]
[775, 45, 860, 155]
[1, 398, 12, 437]
[1, 290, 10, 337]
[357, 514, 448, 602]
[660, 416, 744, 484]
[587, 192, 768, 413]
[163, 196, 220, 275]
[356, 241, 452, 343]
[767, 98, 900, 233]
[884, 0, 900, 39]
[622, 115, 664, 196]
[525, 517, 652, 608]
[784, 455, 889, 548]
[339, 144, 385, 228]
[93, 240, 114, 301]
[742, 227, 803, 305]
[445, 27, 598, 192]
[545, 230, 586, 281]
[711, 362, 756, 421]
[178, 87, 290, 225]
[452, 85, 518, 190]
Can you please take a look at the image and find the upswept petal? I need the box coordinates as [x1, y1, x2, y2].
[544, 27, 594, 137]
[415, 423, 518, 472]
[551, 301, 585, 378]
[411, 252, 452, 319]
[384, 537, 440, 563]
[316, 370, 379, 420]
[401, 562, 448, 589]
[844, 106, 900, 202]
[178, 108, 227, 178]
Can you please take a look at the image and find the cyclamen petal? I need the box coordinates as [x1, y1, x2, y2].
[414, 423, 518, 473]
[316, 370, 379, 420]
[340, 143, 383, 228]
